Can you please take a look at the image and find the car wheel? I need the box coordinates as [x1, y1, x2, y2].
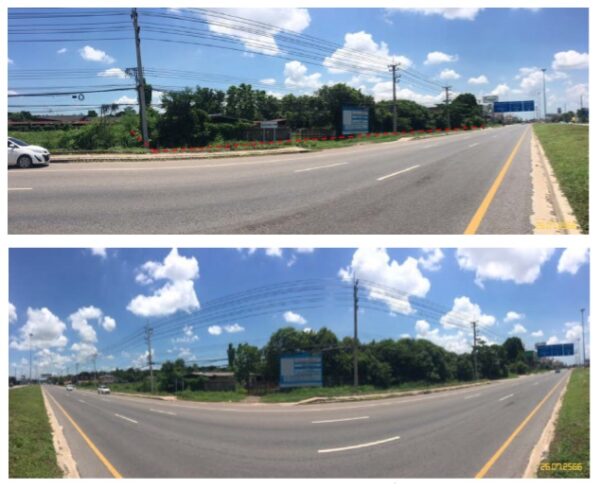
[17, 155, 33, 169]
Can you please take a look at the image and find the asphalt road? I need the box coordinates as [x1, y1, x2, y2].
[43, 370, 569, 478]
[8, 125, 533, 234]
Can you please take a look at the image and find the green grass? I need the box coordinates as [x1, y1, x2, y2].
[9, 386, 63, 478]
[533, 124, 589, 232]
[176, 390, 246, 402]
[260, 379, 484, 403]
[538, 368, 589, 478]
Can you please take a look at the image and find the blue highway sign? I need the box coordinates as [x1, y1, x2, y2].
[493, 100, 535, 113]
[536, 343, 575, 357]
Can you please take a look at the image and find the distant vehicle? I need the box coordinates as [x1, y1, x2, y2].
[97, 385, 111, 395]
[555, 368, 561, 373]
[66, 384, 75, 391]
[8, 137, 51, 168]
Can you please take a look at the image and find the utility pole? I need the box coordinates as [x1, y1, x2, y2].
[581, 308, 586, 366]
[541, 68, 547, 120]
[145, 323, 155, 393]
[92, 354, 98, 384]
[29, 332, 33, 383]
[75, 362, 79, 384]
[388, 63, 400, 132]
[472, 321, 478, 380]
[353, 277, 359, 388]
[443, 86, 452, 130]
[580, 95, 583, 110]
[131, 8, 149, 147]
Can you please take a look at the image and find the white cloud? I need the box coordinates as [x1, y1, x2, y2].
[173, 325, 199, 343]
[175, 347, 197, 361]
[440, 296, 496, 330]
[424, 51, 458, 65]
[114, 95, 137, 105]
[418, 248, 444, 271]
[510, 323, 527, 335]
[79, 45, 115, 64]
[415, 319, 471, 354]
[57, 48, 67, 54]
[9, 303, 17, 324]
[98, 68, 128, 79]
[127, 248, 200, 317]
[260, 78, 276, 85]
[552, 50, 589, 70]
[224, 323, 245, 334]
[69, 306, 103, 343]
[399, 8, 482, 21]
[439, 68, 460, 80]
[468, 75, 489, 85]
[91, 248, 107, 258]
[283, 311, 307, 325]
[265, 248, 283, 257]
[324, 31, 412, 74]
[35, 348, 71, 372]
[490, 83, 510, 96]
[8, 58, 14, 64]
[284, 61, 322, 90]
[531, 330, 544, 338]
[202, 8, 310, 56]
[557, 248, 589, 275]
[339, 248, 430, 314]
[456, 249, 553, 287]
[131, 349, 153, 369]
[295, 248, 314, 254]
[102, 316, 116, 332]
[10, 307, 68, 350]
[371, 82, 444, 105]
[208, 325, 222, 336]
[547, 336, 560, 345]
[516, 67, 568, 94]
[504, 311, 524, 323]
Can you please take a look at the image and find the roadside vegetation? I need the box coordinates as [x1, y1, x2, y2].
[533, 123, 589, 232]
[9, 385, 63, 478]
[538, 368, 589, 478]
[10, 82, 489, 153]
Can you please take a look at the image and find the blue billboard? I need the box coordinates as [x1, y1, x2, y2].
[342, 105, 369, 135]
[493, 100, 535, 113]
[280, 352, 323, 388]
[536, 343, 575, 357]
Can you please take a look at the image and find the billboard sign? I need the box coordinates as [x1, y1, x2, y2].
[536, 343, 575, 357]
[280, 352, 323, 388]
[260, 120, 279, 129]
[483, 95, 499, 103]
[342, 105, 369, 135]
[493, 100, 535, 113]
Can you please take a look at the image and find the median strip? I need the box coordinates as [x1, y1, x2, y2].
[318, 435, 400, 454]
[312, 416, 370, 424]
[114, 414, 138, 424]
[376, 164, 420, 182]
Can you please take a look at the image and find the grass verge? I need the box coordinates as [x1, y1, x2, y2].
[538, 368, 589, 478]
[9, 386, 63, 478]
[533, 124, 589, 232]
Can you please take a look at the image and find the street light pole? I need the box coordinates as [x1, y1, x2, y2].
[541, 68, 547, 120]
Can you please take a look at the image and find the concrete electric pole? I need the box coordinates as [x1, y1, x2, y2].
[444, 86, 452, 129]
[145, 323, 155, 393]
[131, 8, 150, 148]
[93, 353, 98, 384]
[541, 68, 547, 120]
[581, 308, 586, 366]
[472, 321, 478, 380]
[388, 63, 401, 132]
[353, 277, 359, 388]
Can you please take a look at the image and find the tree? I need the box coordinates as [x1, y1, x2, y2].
[87, 110, 98, 118]
[227, 343, 236, 369]
[233, 343, 262, 387]
[503, 337, 526, 364]
[157, 89, 210, 147]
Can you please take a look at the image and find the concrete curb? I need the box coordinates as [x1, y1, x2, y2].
[530, 131, 581, 234]
[523, 370, 572, 478]
[41, 388, 80, 478]
[293, 380, 492, 405]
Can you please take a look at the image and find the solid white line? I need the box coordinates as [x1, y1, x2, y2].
[376, 164, 420, 181]
[114, 413, 138, 424]
[499, 394, 514, 402]
[464, 394, 481, 400]
[312, 415, 370, 424]
[8, 187, 33, 191]
[294, 162, 348, 173]
[469, 143, 479, 148]
[150, 408, 176, 416]
[318, 435, 400, 454]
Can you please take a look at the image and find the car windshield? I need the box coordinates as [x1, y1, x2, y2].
[9, 137, 29, 147]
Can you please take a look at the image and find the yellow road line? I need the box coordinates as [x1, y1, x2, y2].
[464, 129, 529, 234]
[475, 378, 564, 478]
[45, 389, 123, 478]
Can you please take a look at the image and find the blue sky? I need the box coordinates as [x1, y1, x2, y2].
[9, 248, 589, 377]
[8, 8, 588, 117]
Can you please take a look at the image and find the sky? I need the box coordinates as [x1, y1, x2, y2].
[8, 248, 590, 377]
[7, 8, 589, 117]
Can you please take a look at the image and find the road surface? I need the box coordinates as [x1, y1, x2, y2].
[43, 370, 568, 477]
[9, 125, 533, 234]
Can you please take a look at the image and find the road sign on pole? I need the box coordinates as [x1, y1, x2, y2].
[536, 343, 575, 357]
[280, 353, 323, 388]
[482, 95, 499, 103]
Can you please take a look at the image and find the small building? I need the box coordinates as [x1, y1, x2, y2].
[192, 371, 236, 391]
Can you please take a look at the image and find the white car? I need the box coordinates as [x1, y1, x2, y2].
[97, 385, 111, 395]
[66, 384, 75, 391]
[8, 137, 51, 168]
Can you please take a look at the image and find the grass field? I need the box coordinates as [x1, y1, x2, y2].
[533, 124, 589, 232]
[9, 386, 63, 478]
[538, 368, 589, 478]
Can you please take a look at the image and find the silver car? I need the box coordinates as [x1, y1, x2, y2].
[8, 137, 51, 168]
